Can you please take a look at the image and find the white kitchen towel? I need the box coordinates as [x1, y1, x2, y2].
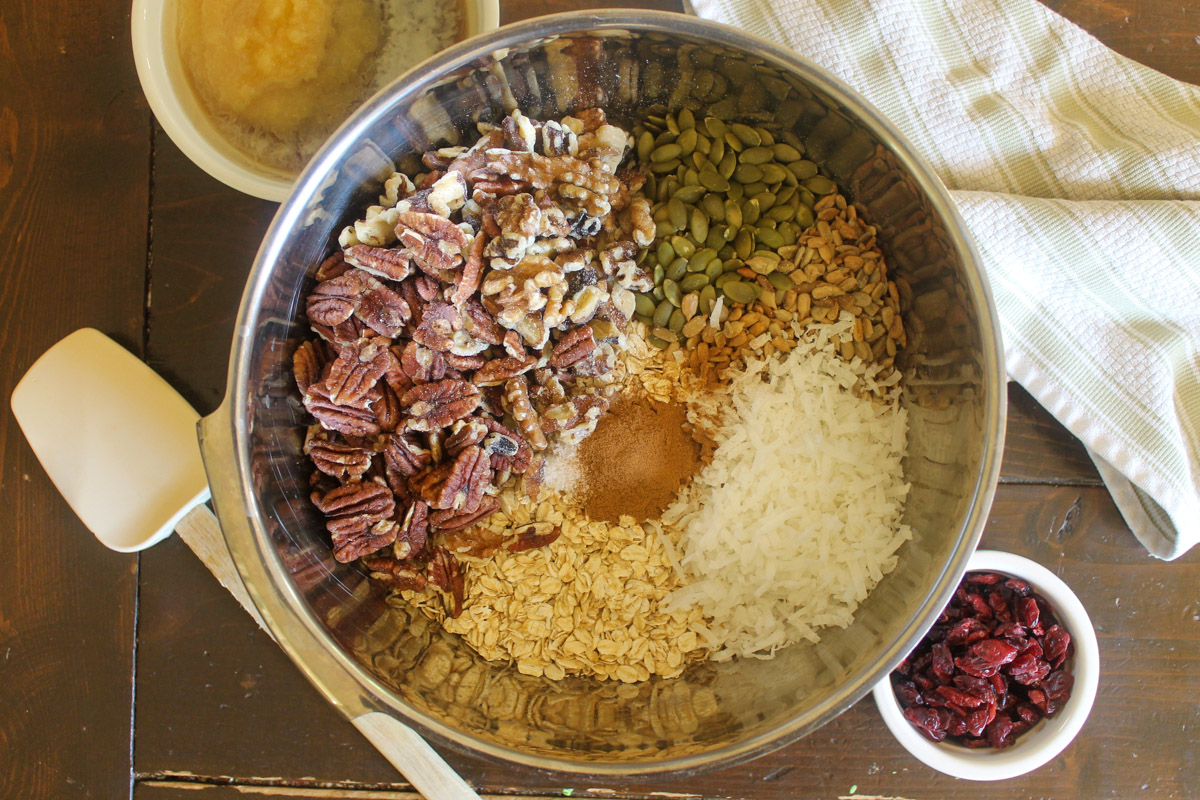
[689, 0, 1200, 559]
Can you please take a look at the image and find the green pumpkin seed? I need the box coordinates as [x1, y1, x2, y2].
[668, 197, 688, 230]
[742, 197, 761, 226]
[690, 208, 709, 243]
[718, 150, 737, 179]
[767, 271, 795, 292]
[703, 117, 726, 139]
[775, 184, 797, 205]
[714, 271, 741, 289]
[778, 221, 798, 245]
[726, 181, 744, 201]
[653, 299, 673, 327]
[705, 226, 726, 250]
[650, 159, 681, 173]
[653, 130, 677, 148]
[734, 227, 754, 259]
[655, 218, 674, 238]
[677, 128, 698, 157]
[759, 163, 789, 185]
[794, 204, 815, 229]
[634, 293, 657, 317]
[652, 285, 665, 302]
[670, 235, 696, 259]
[674, 184, 706, 204]
[666, 114, 680, 135]
[804, 175, 837, 195]
[668, 309, 685, 334]
[765, 204, 794, 223]
[724, 198, 743, 230]
[722, 221, 738, 241]
[699, 284, 717, 314]
[752, 191, 776, 212]
[694, 134, 711, 155]
[746, 255, 777, 275]
[702, 193, 725, 221]
[634, 312, 653, 326]
[757, 227, 785, 249]
[666, 257, 688, 282]
[773, 143, 803, 162]
[680, 273, 710, 293]
[664, 279, 683, 307]
[653, 264, 665, 285]
[698, 162, 730, 192]
[656, 240, 675, 266]
[689, 247, 718, 272]
[733, 163, 763, 184]
[704, 258, 725, 282]
[678, 107, 696, 130]
[637, 130, 655, 162]
[740, 146, 774, 165]
[722, 280, 757, 304]
[729, 123, 760, 146]
[723, 132, 744, 153]
[789, 160, 818, 180]
[722, 257, 745, 273]
[647, 335, 669, 350]
[708, 136, 725, 165]
[756, 127, 775, 146]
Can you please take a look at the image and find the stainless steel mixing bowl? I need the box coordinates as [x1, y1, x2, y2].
[198, 10, 1006, 777]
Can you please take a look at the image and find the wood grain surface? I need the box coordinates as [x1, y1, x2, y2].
[3, 1, 1198, 799]
[0, 2, 149, 799]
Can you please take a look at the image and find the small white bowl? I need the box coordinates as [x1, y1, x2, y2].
[131, 0, 501, 201]
[872, 549, 1100, 781]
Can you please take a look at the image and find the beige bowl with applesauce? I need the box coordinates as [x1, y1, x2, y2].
[131, 0, 500, 201]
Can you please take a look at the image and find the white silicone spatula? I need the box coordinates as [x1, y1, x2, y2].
[11, 328, 480, 800]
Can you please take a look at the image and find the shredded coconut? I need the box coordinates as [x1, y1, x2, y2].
[662, 317, 911, 661]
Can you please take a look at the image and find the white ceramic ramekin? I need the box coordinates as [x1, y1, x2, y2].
[872, 549, 1100, 781]
[130, 0, 501, 201]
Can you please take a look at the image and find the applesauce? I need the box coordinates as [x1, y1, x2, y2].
[178, 0, 465, 174]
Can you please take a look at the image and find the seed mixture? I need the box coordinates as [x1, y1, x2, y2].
[293, 106, 912, 682]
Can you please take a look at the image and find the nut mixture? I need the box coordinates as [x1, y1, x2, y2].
[296, 106, 910, 682]
[295, 108, 652, 617]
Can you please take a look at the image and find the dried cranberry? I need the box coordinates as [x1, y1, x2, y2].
[889, 569, 1076, 750]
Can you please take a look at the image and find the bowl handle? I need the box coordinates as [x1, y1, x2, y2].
[353, 712, 481, 799]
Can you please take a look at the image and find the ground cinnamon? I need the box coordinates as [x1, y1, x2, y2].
[576, 395, 702, 523]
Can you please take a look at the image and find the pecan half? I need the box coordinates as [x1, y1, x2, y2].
[304, 382, 381, 437]
[344, 244, 412, 282]
[292, 340, 327, 394]
[315, 252, 351, 282]
[505, 522, 561, 552]
[428, 546, 465, 618]
[399, 341, 447, 383]
[309, 269, 411, 338]
[312, 482, 396, 561]
[330, 518, 398, 563]
[362, 555, 428, 591]
[450, 230, 486, 305]
[471, 354, 536, 386]
[411, 445, 491, 511]
[444, 418, 489, 456]
[382, 432, 432, 477]
[548, 325, 596, 369]
[324, 336, 390, 405]
[401, 379, 481, 431]
[395, 212, 469, 275]
[304, 427, 373, 481]
[429, 495, 499, 531]
[394, 500, 430, 560]
[371, 382, 403, 432]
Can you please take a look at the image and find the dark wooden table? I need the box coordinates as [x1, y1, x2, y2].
[3, 1, 1198, 798]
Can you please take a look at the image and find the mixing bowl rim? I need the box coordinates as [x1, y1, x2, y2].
[213, 9, 1007, 778]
